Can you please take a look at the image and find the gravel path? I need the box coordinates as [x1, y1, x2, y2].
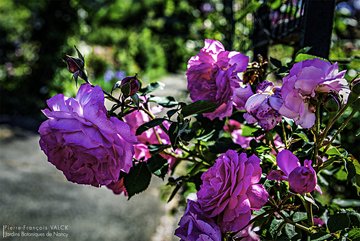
[0, 74, 187, 241]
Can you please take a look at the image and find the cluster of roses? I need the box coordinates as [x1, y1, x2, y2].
[38, 39, 350, 241]
[188, 39, 348, 130]
[174, 39, 349, 240]
[174, 149, 319, 241]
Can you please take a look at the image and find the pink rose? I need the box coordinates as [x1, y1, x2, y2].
[278, 59, 349, 128]
[39, 84, 137, 186]
[187, 39, 249, 120]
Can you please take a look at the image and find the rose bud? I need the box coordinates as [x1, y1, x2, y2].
[269, 150, 319, 194]
[63, 46, 88, 83]
[64, 55, 84, 73]
[288, 160, 317, 194]
[120, 75, 141, 97]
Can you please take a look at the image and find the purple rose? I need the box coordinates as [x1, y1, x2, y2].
[233, 83, 254, 110]
[187, 39, 249, 120]
[175, 200, 222, 241]
[268, 150, 318, 194]
[39, 84, 137, 186]
[243, 81, 282, 130]
[278, 59, 349, 128]
[197, 150, 268, 232]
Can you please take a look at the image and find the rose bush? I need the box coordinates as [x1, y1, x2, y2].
[39, 42, 360, 240]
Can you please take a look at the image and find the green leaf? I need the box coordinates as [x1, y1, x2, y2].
[241, 125, 259, 137]
[269, 0, 282, 9]
[270, 57, 282, 68]
[310, 232, 332, 241]
[295, 54, 325, 63]
[304, 194, 319, 209]
[74, 45, 84, 62]
[295, 46, 312, 56]
[346, 157, 360, 195]
[148, 144, 170, 155]
[150, 96, 178, 108]
[333, 198, 360, 208]
[326, 146, 341, 156]
[167, 120, 191, 149]
[181, 100, 218, 117]
[292, 212, 307, 222]
[349, 211, 360, 227]
[284, 223, 296, 239]
[131, 93, 140, 108]
[269, 218, 285, 238]
[168, 122, 179, 149]
[167, 109, 178, 118]
[136, 118, 167, 136]
[209, 137, 242, 154]
[327, 213, 350, 232]
[293, 132, 309, 142]
[167, 183, 182, 203]
[147, 155, 169, 179]
[348, 228, 360, 240]
[124, 162, 152, 199]
[139, 82, 160, 95]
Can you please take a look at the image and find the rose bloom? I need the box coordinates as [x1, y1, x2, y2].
[39, 84, 136, 187]
[187, 39, 249, 120]
[244, 81, 282, 130]
[267, 150, 319, 194]
[197, 150, 268, 232]
[175, 200, 222, 241]
[278, 59, 349, 128]
[124, 108, 179, 169]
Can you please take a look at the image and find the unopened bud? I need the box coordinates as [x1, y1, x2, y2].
[64, 55, 84, 73]
[63, 46, 87, 83]
[324, 94, 340, 113]
[120, 75, 141, 97]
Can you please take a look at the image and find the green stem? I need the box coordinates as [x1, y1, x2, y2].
[281, 121, 289, 149]
[297, 194, 314, 227]
[320, 101, 352, 146]
[313, 102, 321, 163]
[322, 108, 357, 153]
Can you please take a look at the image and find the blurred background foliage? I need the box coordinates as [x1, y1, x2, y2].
[0, 0, 359, 133]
